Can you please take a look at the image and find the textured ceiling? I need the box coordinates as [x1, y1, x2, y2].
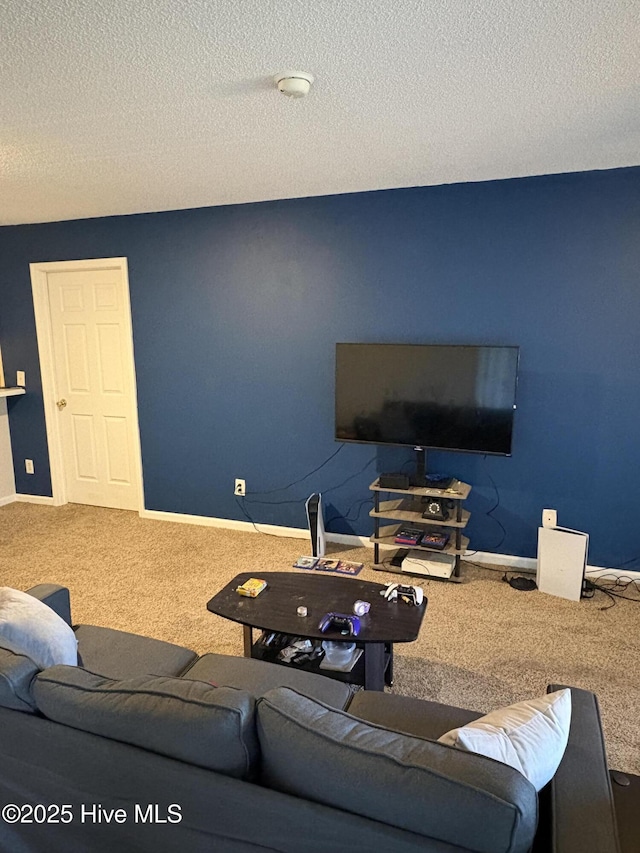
[1, 0, 638, 225]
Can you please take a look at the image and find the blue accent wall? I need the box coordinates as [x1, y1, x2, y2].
[1, 166, 639, 567]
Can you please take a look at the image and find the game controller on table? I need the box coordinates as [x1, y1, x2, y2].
[380, 582, 424, 606]
[318, 612, 361, 636]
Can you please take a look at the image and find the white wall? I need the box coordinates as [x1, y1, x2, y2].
[0, 399, 16, 504]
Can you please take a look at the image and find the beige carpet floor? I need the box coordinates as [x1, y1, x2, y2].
[1, 501, 638, 774]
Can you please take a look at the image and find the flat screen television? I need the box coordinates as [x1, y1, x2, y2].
[335, 343, 519, 457]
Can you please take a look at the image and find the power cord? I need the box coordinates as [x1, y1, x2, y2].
[324, 496, 374, 530]
[246, 444, 344, 496]
[463, 560, 537, 590]
[583, 574, 640, 611]
[236, 447, 376, 537]
[482, 458, 507, 552]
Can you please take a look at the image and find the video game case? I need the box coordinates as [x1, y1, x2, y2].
[293, 556, 364, 576]
[334, 559, 364, 575]
[394, 526, 424, 546]
[293, 556, 318, 569]
[420, 531, 450, 550]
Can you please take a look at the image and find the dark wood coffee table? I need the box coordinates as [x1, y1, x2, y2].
[206, 571, 427, 691]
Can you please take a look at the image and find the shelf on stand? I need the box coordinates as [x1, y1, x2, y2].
[369, 476, 471, 583]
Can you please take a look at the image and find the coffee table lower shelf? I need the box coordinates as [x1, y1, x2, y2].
[248, 630, 393, 689]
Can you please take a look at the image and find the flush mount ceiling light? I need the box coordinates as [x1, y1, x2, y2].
[274, 71, 314, 98]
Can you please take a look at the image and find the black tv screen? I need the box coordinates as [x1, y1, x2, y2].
[335, 343, 519, 455]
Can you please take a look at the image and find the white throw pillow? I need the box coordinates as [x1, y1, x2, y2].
[438, 688, 571, 791]
[0, 587, 78, 669]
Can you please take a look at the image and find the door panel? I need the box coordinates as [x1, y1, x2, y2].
[63, 325, 91, 392]
[48, 267, 139, 510]
[104, 416, 131, 484]
[96, 324, 125, 393]
[71, 414, 98, 481]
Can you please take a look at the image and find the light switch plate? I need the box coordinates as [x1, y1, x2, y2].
[16, 370, 25, 386]
[542, 509, 557, 529]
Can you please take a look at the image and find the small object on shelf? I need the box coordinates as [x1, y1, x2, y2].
[420, 530, 450, 550]
[391, 548, 410, 567]
[424, 474, 454, 490]
[379, 473, 411, 489]
[320, 643, 363, 672]
[353, 599, 370, 616]
[296, 605, 308, 617]
[421, 497, 449, 521]
[394, 525, 424, 546]
[278, 638, 318, 664]
[236, 578, 268, 597]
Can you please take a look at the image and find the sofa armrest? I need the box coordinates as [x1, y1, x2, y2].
[25, 585, 72, 627]
[544, 684, 620, 853]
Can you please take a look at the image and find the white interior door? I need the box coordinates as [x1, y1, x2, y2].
[46, 266, 140, 510]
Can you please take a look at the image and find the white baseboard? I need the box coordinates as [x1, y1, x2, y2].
[15, 494, 55, 505]
[464, 551, 537, 572]
[139, 508, 639, 578]
[465, 551, 638, 580]
[583, 566, 640, 580]
[0, 494, 16, 507]
[139, 508, 369, 548]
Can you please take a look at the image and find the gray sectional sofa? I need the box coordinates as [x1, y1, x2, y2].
[0, 584, 622, 852]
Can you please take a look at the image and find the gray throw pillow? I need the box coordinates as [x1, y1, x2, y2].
[0, 587, 78, 669]
[33, 666, 259, 779]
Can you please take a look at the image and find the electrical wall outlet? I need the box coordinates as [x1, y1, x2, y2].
[16, 370, 25, 387]
[234, 478, 246, 496]
[542, 509, 557, 529]
[25, 459, 34, 474]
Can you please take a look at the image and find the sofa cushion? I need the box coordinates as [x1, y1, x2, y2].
[348, 689, 482, 739]
[73, 625, 197, 679]
[0, 587, 78, 669]
[438, 689, 572, 792]
[256, 687, 538, 853]
[183, 653, 352, 709]
[0, 646, 40, 713]
[33, 666, 259, 779]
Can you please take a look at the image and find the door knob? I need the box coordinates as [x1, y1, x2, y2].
[56, 399, 67, 409]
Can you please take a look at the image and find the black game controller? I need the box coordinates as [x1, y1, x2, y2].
[318, 612, 361, 636]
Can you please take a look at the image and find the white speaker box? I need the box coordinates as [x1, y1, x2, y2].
[536, 526, 589, 601]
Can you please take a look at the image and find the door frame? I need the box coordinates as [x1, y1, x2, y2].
[30, 257, 144, 510]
